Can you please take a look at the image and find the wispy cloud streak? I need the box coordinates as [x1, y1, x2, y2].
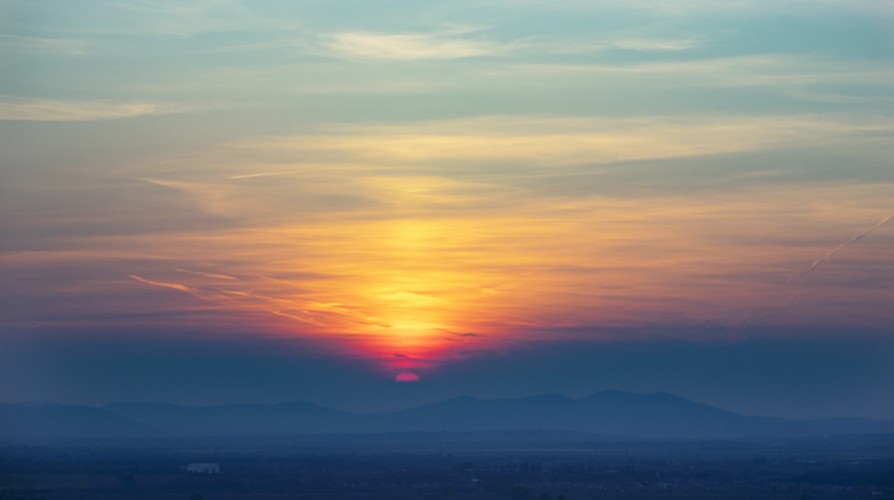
[129, 275, 193, 294]
[0, 34, 89, 55]
[787, 214, 893, 286]
[0, 97, 191, 122]
[130, 272, 369, 329]
[175, 268, 238, 280]
[321, 26, 501, 60]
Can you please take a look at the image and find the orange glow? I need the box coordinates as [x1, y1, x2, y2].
[298, 216, 508, 375]
[90, 114, 890, 373]
[118, 173, 894, 377]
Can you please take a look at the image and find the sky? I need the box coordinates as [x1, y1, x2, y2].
[1, 0, 893, 419]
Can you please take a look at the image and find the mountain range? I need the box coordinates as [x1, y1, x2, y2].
[3, 391, 892, 440]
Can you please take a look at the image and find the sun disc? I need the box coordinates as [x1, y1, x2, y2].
[395, 372, 421, 383]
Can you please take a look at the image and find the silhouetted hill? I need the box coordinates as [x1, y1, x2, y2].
[0, 402, 153, 438]
[104, 400, 354, 435]
[3, 392, 893, 440]
[368, 393, 579, 433]
[362, 391, 798, 437]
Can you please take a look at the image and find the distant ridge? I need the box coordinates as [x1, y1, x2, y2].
[104, 400, 353, 435]
[3, 391, 893, 440]
[0, 402, 153, 438]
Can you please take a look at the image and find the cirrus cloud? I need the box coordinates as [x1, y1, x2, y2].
[320, 26, 503, 60]
[0, 96, 193, 122]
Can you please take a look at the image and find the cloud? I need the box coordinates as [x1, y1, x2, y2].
[0, 34, 89, 55]
[610, 38, 701, 51]
[320, 26, 502, 60]
[129, 275, 193, 295]
[238, 114, 894, 169]
[128, 267, 373, 332]
[498, 54, 894, 85]
[318, 28, 701, 61]
[0, 97, 191, 122]
[176, 268, 238, 281]
[507, 0, 894, 18]
[108, 0, 242, 37]
[789, 0, 894, 18]
[87, 0, 294, 38]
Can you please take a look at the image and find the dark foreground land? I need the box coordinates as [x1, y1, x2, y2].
[2, 433, 893, 500]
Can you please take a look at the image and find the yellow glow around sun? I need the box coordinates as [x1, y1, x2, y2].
[282, 212, 511, 372]
[334, 217, 487, 345]
[122, 165, 894, 378]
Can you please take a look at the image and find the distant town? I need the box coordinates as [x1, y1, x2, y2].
[2, 432, 893, 499]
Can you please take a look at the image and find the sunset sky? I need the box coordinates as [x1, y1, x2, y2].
[2, 0, 893, 418]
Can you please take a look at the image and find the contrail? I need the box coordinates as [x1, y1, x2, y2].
[175, 268, 238, 280]
[787, 214, 892, 285]
[228, 171, 294, 180]
[129, 274, 193, 294]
